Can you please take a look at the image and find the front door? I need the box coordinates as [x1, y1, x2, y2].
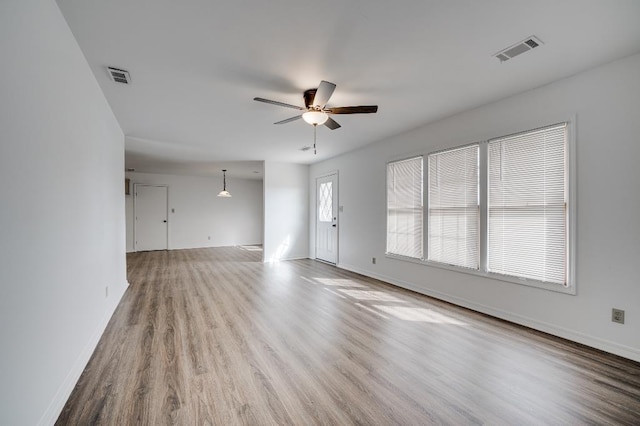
[316, 173, 338, 264]
[134, 184, 168, 251]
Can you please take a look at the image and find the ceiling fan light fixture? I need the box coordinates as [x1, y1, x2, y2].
[302, 111, 328, 126]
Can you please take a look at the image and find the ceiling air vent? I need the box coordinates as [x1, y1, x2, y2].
[494, 36, 543, 62]
[107, 67, 131, 84]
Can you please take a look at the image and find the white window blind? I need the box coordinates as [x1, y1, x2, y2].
[428, 145, 479, 269]
[488, 123, 567, 285]
[386, 156, 423, 259]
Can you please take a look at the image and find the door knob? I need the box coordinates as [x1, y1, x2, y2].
[163, 220, 167, 223]
[332, 224, 336, 227]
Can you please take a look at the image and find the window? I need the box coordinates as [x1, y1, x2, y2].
[488, 123, 568, 285]
[386, 156, 423, 259]
[385, 121, 573, 291]
[318, 182, 333, 222]
[428, 145, 479, 269]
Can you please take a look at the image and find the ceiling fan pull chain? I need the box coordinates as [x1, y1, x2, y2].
[314, 124, 317, 155]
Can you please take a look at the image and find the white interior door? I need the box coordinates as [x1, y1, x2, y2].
[316, 173, 338, 264]
[134, 184, 168, 251]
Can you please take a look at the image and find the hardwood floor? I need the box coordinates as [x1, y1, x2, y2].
[57, 246, 640, 425]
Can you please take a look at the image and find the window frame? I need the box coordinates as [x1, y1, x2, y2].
[426, 143, 480, 270]
[385, 118, 576, 294]
[486, 123, 569, 285]
[385, 155, 424, 260]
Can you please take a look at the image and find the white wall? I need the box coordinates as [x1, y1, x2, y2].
[310, 52, 640, 362]
[263, 162, 309, 261]
[125, 172, 263, 251]
[0, 1, 128, 425]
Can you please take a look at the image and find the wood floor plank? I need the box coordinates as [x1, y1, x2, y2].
[56, 246, 640, 425]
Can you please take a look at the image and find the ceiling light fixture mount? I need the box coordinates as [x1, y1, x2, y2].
[217, 169, 231, 197]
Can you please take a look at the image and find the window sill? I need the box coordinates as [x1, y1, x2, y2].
[385, 253, 576, 295]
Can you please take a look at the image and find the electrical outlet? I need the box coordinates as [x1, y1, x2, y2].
[612, 308, 625, 324]
[372, 257, 376, 264]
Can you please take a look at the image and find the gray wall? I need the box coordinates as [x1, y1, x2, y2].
[310, 52, 640, 362]
[0, 0, 128, 424]
[125, 172, 263, 251]
[264, 162, 309, 261]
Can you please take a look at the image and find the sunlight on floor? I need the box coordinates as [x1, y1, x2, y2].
[303, 275, 467, 326]
[324, 288, 348, 299]
[374, 305, 467, 325]
[312, 277, 366, 288]
[337, 289, 405, 303]
[354, 302, 390, 320]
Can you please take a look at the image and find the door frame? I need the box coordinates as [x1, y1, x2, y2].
[133, 183, 169, 252]
[315, 171, 339, 264]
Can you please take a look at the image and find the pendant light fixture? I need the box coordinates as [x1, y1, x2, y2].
[217, 169, 231, 197]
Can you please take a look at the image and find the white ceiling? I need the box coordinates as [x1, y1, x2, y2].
[57, 0, 640, 178]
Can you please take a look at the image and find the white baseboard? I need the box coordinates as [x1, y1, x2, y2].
[337, 263, 640, 363]
[38, 280, 129, 426]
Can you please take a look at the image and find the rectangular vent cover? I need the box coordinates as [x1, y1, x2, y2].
[494, 36, 543, 62]
[107, 67, 131, 84]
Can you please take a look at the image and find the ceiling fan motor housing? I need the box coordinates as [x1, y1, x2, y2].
[303, 89, 317, 110]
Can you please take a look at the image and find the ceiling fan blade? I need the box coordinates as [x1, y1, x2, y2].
[254, 97, 304, 110]
[274, 115, 302, 125]
[324, 117, 341, 130]
[313, 81, 336, 109]
[327, 105, 378, 114]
